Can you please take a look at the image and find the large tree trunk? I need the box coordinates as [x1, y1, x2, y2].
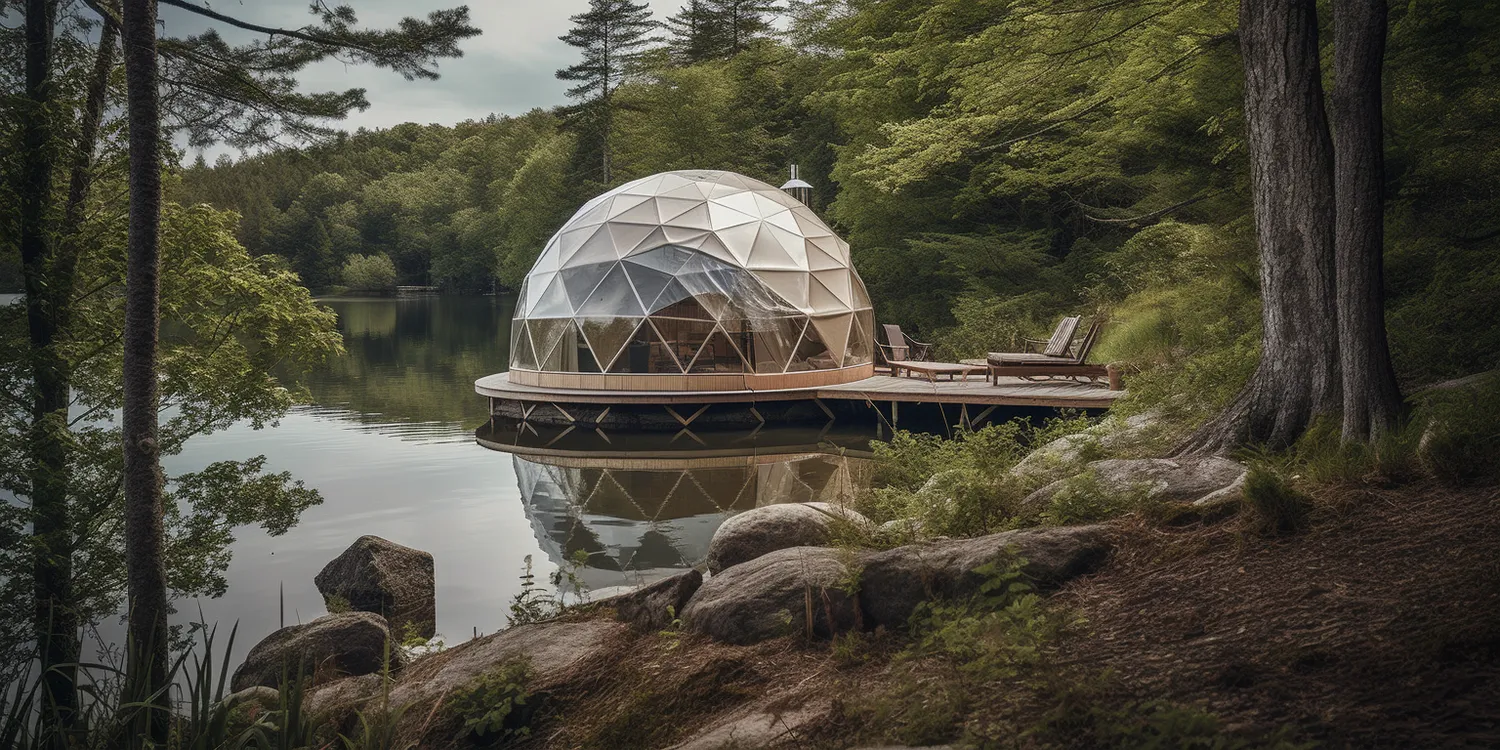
[1179, 0, 1342, 454]
[120, 0, 170, 742]
[1333, 0, 1403, 441]
[19, 0, 79, 735]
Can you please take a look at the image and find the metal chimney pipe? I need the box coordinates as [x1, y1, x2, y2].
[780, 164, 813, 207]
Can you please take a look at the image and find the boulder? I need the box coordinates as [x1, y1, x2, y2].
[315, 535, 436, 639]
[667, 695, 832, 749]
[608, 570, 702, 631]
[222, 685, 278, 715]
[231, 612, 403, 692]
[706, 502, 873, 574]
[386, 618, 625, 736]
[303, 673, 383, 720]
[858, 525, 1111, 628]
[683, 546, 862, 645]
[1021, 457, 1247, 517]
[1011, 410, 1165, 483]
[878, 516, 926, 543]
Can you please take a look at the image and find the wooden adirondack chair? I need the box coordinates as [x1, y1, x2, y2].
[987, 319, 1111, 386]
[878, 324, 933, 363]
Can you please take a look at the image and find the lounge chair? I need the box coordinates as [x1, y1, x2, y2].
[987, 319, 1110, 386]
[878, 324, 933, 364]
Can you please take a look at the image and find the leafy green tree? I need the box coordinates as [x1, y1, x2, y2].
[0, 199, 342, 704]
[342, 253, 399, 292]
[84, 0, 480, 738]
[7, 0, 118, 731]
[557, 0, 659, 183]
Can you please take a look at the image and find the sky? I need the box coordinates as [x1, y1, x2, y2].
[161, 0, 685, 158]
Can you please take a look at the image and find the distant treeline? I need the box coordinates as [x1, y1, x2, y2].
[175, 0, 1500, 383]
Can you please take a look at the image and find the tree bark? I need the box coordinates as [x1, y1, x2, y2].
[1333, 0, 1403, 441]
[1179, 0, 1341, 454]
[19, 0, 79, 735]
[120, 0, 170, 742]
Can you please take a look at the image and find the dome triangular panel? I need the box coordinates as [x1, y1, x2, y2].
[509, 170, 878, 380]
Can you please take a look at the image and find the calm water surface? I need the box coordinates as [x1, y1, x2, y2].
[170, 295, 539, 645]
[0, 293, 878, 651]
[166, 295, 866, 649]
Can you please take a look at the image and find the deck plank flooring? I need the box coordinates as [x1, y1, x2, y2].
[476, 371, 1120, 409]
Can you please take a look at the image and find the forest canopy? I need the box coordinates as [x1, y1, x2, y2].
[162, 0, 1500, 391]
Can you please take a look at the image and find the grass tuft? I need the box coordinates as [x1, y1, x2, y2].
[1241, 466, 1312, 537]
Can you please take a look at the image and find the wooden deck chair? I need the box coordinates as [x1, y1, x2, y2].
[1026, 315, 1082, 357]
[987, 319, 1109, 385]
[878, 324, 933, 364]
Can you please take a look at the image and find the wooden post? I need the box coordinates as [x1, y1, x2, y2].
[1107, 364, 1124, 391]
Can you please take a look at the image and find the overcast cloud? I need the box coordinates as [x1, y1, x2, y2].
[163, 0, 684, 157]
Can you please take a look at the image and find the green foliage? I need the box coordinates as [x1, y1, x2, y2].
[165, 458, 323, 597]
[448, 660, 534, 741]
[341, 253, 398, 292]
[1037, 469, 1153, 528]
[1026, 682, 1314, 750]
[168, 0, 1500, 399]
[862, 415, 1095, 538]
[1410, 372, 1500, 482]
[937, 291, 1061, 362]
[854, 560, 1073, 744]
[1241, 466, 1312, 538]
[1091, 222, 1261, 424]
[0, 621, 326, 750]
[507, 554, 559, 627]
[853, 561, 1308, 748]
[0, 200, 342, 674]
[1262, 373, 1500, 488]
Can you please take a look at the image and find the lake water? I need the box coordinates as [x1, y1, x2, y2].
[157, 295, 869, 649]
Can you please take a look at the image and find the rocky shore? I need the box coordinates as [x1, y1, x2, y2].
[221, 412, 1269, 748]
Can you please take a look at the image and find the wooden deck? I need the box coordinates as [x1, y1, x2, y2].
[475, 370, 1121, 410]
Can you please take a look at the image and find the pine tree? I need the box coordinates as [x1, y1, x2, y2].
[666, 0, 781, 62]
[666, 0, 722, 63]
[557, 0, 658, 183]
[92, 2, 480, 739]
[706, 0, 781, 56]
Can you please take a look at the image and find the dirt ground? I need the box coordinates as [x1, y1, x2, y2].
[507, 480, 1500, 749]
[1055, 481, 1500, 748]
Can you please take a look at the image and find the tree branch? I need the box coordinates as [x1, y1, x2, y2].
[156, 0, 380, 55]
[1080, 192, 1215, 225]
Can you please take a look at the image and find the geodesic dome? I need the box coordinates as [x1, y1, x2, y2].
[508, 170, 875, 385]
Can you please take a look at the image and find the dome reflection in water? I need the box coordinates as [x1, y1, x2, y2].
[477, 418, 873, 591]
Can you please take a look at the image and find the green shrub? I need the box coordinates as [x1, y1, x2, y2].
[851, 561, 1309, 748]
[1025, 681, 1315, 750]
[507, 554, 558, 627]
[1282, 417, 1425, 486]
[341, 253, 397, 292]
[862, 416, 1096, 539]
[935, 291, 1063, 361]
[448, 660, 534, 741]
[1038, 470, 1155, 527]
[1412, 372, 1500, 482]
[1092, 222, 1261, 427]
[1241, 466, 1312, 537]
